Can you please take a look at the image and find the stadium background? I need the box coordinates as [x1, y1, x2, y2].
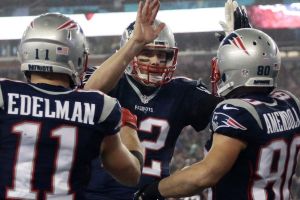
[0, 0, 299, 199]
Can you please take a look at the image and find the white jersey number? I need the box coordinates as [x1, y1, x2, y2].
[252, 136, 300, 200]
[7, 122, 77, 200]
[139, 118, 169, 177]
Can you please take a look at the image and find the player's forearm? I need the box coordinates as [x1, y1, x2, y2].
[120, 126, 145, 184]
[120, 126, 144, 154]
[84, 38, 145, 93]
[106, 149, 142, 186]
[114, 152, 142, 186]
[120, 109, 145, 168]
[110, 126, 144, 186]
[102, 143, 143, 186]
[159, 161, 217, 198]
[158, 134, 245, 198]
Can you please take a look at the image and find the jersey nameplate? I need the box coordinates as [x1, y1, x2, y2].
[7, 93, 96, 125]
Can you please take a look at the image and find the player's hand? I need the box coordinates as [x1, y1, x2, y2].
[133, 181, 163, 200]
[121, 108, 137, 130]
[132, 0, 165, 45]
[217, 0, 252, 41]
[219, 0, 238, 36]
[233, 5, 251, 30]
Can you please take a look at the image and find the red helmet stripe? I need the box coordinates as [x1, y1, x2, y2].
[57, 20, 76, 30]
[234, 37, 249, 55]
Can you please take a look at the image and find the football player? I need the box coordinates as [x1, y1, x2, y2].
[83, 18, 222, 200]
[133, 28, 300, 200]
[82, 0, 255, 199]
[0, 12, 146, 200]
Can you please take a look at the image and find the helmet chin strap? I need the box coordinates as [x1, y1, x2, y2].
[218, 81, 234, 96]
[68, 60, 80, 87]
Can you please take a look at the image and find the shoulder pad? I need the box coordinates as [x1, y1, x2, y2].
[216, 98, 263, 129]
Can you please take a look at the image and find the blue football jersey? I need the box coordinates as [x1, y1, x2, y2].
[0, 79, 121, 200]
[206, 90, 300, 200]
[85, 73, 221, 200]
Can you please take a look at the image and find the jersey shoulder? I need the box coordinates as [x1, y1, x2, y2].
[170, 76, 210, 94]
[0, 77, 27, 86]
[76, 88, 121, 124]
[271, 89, 300, 111]
[0, 78, 31, 107]
[212, 98, 262, 135]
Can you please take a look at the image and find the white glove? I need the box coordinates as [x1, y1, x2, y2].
[219, 0, 239, 36]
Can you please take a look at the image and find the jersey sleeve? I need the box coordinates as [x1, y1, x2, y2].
[96, 94, 122, 136]
[211, 99, 262, 142]
[184, 80, 223, 131]
[81, 66, 121, 135]
[271, 89, 300, 113]
[0, 80, 4, 109]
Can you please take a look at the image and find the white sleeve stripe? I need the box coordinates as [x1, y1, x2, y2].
[0, 83, 3, 109]
[98, 95, 117, 123]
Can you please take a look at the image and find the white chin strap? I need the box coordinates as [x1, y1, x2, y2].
[217, 81, 234, 96]
[137, 72, 162, 84]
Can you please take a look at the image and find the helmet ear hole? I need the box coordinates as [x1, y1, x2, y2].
[221, 73, 226, 82]
[78, 58, 82, 67]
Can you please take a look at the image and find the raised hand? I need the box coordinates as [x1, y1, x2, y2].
[233, 5, 252, 30]
[83, 0, 165, 93]
[217, 0, 252, 41]
[219, 0, 239, 36]
[132, 0, 165, 45]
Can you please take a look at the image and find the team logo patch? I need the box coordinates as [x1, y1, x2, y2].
[212, 112, 247, 131]
[222, 32, 249, 55]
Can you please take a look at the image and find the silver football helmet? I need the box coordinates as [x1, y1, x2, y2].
[211, 28, 281, 97]
[120, 19, 178, 87]
[18, 13, 89, 87]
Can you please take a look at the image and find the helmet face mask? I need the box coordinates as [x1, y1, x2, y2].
[213, 28, 281, 97]
[131, 46, 177, 86]
[18, 13, 89, 87]
[120, 20, 178, 87]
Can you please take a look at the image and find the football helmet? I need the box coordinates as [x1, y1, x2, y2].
[18, 13, 89, 87]
[120, 19, 178, 87]
[211, 28, 281, 97]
